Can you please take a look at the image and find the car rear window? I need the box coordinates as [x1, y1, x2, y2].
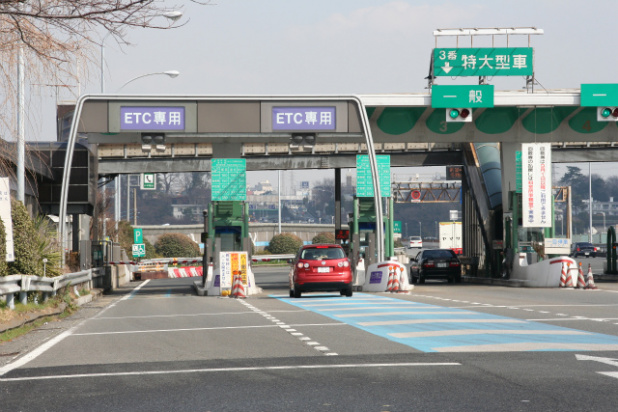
[423, 250, 456, 259]
[301, 248, 345, 260]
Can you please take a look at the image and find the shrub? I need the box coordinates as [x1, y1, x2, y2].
[267, 233, 303, 254]
[0, 217, 7, 276]
[155, 233, 200, 258]
[9, 199, 40, 276]
[312, 232, 335, 244]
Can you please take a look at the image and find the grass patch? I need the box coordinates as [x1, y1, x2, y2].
[0, 294, 76, 342]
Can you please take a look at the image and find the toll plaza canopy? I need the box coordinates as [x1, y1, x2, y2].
[58, 92, 618, 262]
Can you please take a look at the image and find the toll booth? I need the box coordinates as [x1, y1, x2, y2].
[349, 197, 395, 271]
[207, 201, 251, 268]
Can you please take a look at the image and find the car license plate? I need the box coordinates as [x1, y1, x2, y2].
[585, 252, 590, 256]
[437, 263, 447, 268]
[317, 267, 330, 273]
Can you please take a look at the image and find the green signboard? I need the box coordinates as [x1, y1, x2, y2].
[356, 155, 391, 197]
[433, 47, 533, 77]
[133, 228, 143, 244]
[581, 83, 618, 106]
[132, 243, 145, 258]
[212, 159, 247, 201]
[394, 220, 402, 234]
[141, 173, 156, 190]
[432, 85, 494, 108]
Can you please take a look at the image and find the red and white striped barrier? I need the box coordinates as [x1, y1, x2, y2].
[169, 266, 204, 278]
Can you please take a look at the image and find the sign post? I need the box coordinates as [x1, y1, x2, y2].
[432, 85, 495, 108]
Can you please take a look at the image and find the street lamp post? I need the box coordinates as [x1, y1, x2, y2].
[99, 10, 183, 239]
[117, 70, 180, 91]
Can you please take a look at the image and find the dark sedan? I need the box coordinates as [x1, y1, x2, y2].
[570, 242, 597, 258]
[409, 249, 462, 284]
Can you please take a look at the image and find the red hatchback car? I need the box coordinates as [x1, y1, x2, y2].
[289, 244, 353, 298]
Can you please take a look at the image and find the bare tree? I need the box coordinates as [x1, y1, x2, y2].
[0, 1, 212, 174]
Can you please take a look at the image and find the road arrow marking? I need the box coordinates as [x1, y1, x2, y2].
[442, 62, 453, 74]
[576, 354, 618, 368]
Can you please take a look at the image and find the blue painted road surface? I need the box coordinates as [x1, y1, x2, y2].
[276, 293, 618, 353]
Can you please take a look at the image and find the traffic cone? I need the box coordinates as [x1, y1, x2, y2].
[585, 264, 598, 290]
[559, 262, 567, 288]
[564, 262, 574, 288]
[576, 262, 587, 289]
[390, 266, 400, 292]
[386, 268, 394, 292]
[232, 273, 246, 298]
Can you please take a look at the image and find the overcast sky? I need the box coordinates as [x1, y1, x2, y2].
[22, 0, 618, 186]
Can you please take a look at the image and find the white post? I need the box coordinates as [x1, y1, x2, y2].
[17, 44, 25, 202]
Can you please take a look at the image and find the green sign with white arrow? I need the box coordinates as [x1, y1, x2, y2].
[432, 85, 494, 108]
[433, 47, 533, 77]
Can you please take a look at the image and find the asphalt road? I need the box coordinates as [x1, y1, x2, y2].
[2, 267, 618, 411]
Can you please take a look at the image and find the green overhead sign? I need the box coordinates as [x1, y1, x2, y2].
[356, 155, 391, 198]
[432, 85, 495, 108]
[433, 47, 533, 77]
[581, 84, 618, 106]
[212, 159, 247, 201]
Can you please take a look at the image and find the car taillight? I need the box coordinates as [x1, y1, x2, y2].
[423, 261, 435, 268]
[337, 261, 350, 267]
[449, 261, 460, 267]
[297, 262, 309, 269]
[594, 247, 598, 252]
[577, 248, 580, 252]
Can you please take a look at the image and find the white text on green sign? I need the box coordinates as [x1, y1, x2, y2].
[580, 84, 618, 107]
[356, 155, 391, 198]
[432, 85, 494, 108]
[212, 159, 247, 201]
[433, 47, 533, 77]
[132, 243, 145, 258]
[133, 228, 143, 244]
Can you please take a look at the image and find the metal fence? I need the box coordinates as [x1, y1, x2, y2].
[0, 268, 97, 310]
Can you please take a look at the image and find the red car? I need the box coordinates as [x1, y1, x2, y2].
[289, 244, 353, 298]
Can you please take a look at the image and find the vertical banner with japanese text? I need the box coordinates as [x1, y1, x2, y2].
[0, 178, 14, 262]
[522, 143, 552, 228]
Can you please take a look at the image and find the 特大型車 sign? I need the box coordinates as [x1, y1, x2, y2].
[522, 143, 552, 228]
[433, 47, 533, 77]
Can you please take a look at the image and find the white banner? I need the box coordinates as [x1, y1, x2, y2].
[522, 143, 552, 228]
[0, 178, 14, 262]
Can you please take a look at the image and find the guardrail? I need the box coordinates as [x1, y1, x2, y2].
[0, 269, 96, 310]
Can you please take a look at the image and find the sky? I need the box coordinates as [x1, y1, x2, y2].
[20, 0, 618, 187]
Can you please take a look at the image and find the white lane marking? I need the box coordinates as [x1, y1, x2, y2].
[0, 362, 461, 382]
[301, 301, 419, 307]
[390, 329, 592, 338]
[599, 372, 618, 380]
[0, 281, 150, 377]
[435, 343, 618, 353]
[335, 311, 475, 318]
[72, 323, 344, 336]
[236, 300, 341, 356]
[359, 318, 526, 327]
[320, 306, 452, 312]
[92, 310, 305, 321]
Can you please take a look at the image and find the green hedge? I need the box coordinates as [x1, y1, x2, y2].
[267, 233, 303, 254]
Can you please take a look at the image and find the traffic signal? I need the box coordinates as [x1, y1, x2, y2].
[598, 107, 618, 121]
[446, 108, 472, 123]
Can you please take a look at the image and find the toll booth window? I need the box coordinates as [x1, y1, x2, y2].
[517, 226, 544, 243]
[215, 227, 242, 252]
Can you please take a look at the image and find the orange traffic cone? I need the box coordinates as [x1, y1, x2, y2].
[386, 268, 394, 292]
[559, 262, 567, 288]
[390, 267, 400, 293]
[564, 262, 574, 288]
[585, 264, 598, 290]
[576, 262, 587, 289]
[232, 273, 246, 298]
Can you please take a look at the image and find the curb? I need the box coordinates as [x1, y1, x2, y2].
[0, 289, 103, 335]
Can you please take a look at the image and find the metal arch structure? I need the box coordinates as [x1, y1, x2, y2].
[59, 94, 385, 265]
